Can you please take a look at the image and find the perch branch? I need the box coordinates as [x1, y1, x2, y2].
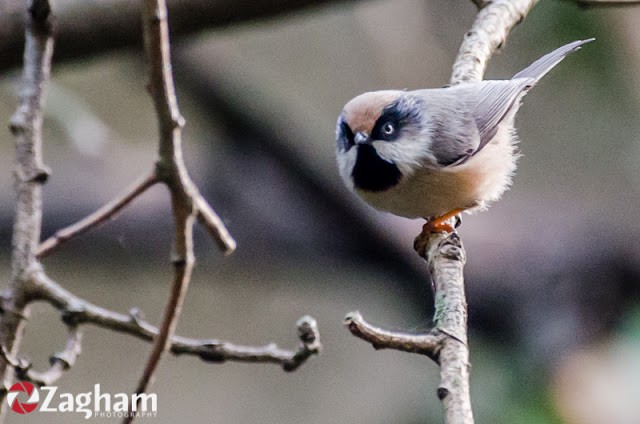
[345, 1, 540, 423]
[415, 232, 472, 422]
[0, 0, 54, 419]
[451, 0, 539, 85]
[37, 171, 158, 258]
[346, 231, 472, 422]
[25, 270, 319, 371]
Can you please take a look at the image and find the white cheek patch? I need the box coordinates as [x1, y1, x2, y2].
[372, 131, 435, 176]
[336, 147, 357, 190]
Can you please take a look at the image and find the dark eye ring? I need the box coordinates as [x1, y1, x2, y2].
[382, 122, 395, 136]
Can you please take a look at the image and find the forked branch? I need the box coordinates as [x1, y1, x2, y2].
[2, 0, 320, 422]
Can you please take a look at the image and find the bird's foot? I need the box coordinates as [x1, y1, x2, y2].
[424, 220, 456, 234]
[423, 208, 466, 234]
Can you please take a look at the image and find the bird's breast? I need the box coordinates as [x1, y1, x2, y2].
[355, 127, 518, 219]
[352, 144, 402, 192]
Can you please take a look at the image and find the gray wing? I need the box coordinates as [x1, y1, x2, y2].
[422, 88, 482, 167]
[473, 39, 593, 153]
[513, 39, 594, 80]
[425, 80, 532, 166]
[429, 39, 593, 166]
[473, 78, 534, 152]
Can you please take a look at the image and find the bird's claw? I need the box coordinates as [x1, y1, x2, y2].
[424, 220, 456, 234]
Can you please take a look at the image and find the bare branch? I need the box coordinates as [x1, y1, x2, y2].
[451, 0, 539, 85]
[25, 270, 318, 370]
[7, 0, 53, 288]
[126, 0, 233, 417]
[0, 0, 54, 418]
[1, 325, 81, 387]
[129, 212, 195, 416]
[195, 196, 237, 254]
[173, 315, 321, 372]
[416, 231, 472, 423]
[132, 0, 194, 408]
[3, 0, 315, 422]
[5, 267, 318, 384]
[344, 312, 444, 360]
[37, 171, 158, 258]
[345, 231, 473, 424]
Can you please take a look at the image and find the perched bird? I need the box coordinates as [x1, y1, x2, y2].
[335, 39, 593, 232]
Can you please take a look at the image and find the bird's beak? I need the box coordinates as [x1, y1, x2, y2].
[354, 132, 371, 145]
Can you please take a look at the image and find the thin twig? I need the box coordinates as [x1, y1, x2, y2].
[128, 211, 194, 419]
[194, 196, 236, 254]
[131, 0, 192, 417]
[173, 316, 321, 372]
[1, 325, 81, 387]
[27, 326, 82, 386]
[37, 171, 158, 258]
[0, 0, 54, 419]
[344, 312, 445, 360]
[25, 270, 319, 370]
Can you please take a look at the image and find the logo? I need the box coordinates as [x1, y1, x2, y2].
[7, 381, 39, 414]
[6, 383, 157, 419]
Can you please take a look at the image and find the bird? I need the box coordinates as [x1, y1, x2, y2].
[335, 39, 593, 233]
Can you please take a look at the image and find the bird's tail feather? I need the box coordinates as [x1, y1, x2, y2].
[512, 38, 594, 81]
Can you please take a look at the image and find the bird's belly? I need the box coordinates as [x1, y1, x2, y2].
[356, 133, 517, 219]
[357, 169, 476, 218]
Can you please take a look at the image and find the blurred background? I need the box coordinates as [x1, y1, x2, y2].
[1, 0, 640, 422]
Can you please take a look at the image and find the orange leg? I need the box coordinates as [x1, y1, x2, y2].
[424, 208, 466, 233]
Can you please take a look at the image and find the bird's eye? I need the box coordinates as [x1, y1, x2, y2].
[382, 122, 395, 136]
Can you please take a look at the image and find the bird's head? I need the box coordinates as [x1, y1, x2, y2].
[335, 90, 431, 192]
